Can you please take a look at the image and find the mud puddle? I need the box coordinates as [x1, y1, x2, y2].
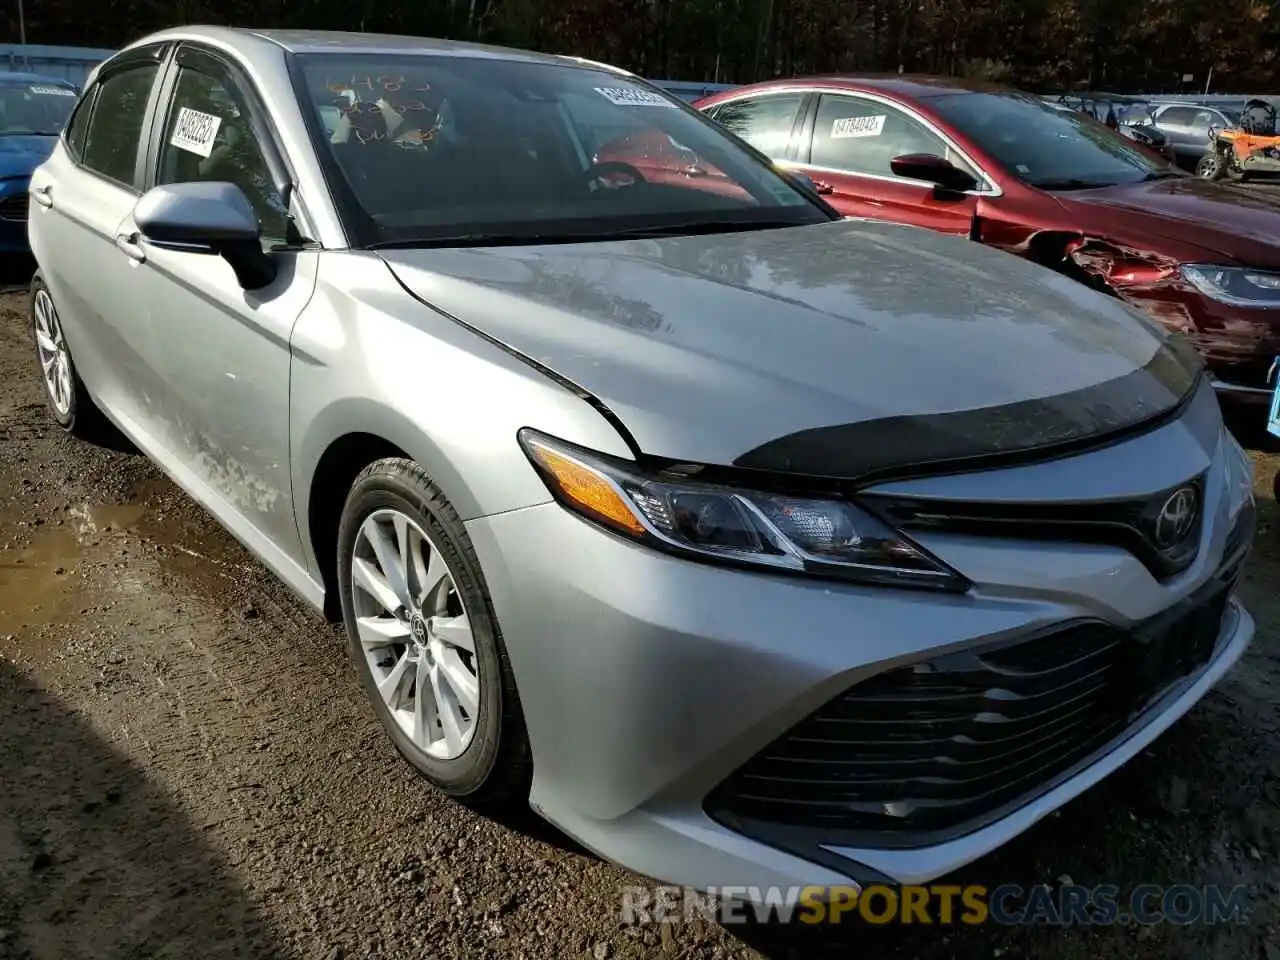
[0, 479, 254, 666]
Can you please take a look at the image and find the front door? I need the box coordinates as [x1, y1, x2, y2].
[128, 43, 317, 565]
[791, 93, 981, 236]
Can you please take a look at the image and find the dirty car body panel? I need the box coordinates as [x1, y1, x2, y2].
[27, 29, 1257, 893]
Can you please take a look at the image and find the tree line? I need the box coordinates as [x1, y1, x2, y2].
[10, 0, 1280, 93]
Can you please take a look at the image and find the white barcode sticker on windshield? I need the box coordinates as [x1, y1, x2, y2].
[169, 107, 223, 158]
[593, 86, 676, 108]
[30, 85, 74, 97]
[831, 115, 886, 139]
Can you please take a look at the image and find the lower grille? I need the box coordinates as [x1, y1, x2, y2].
[0, 193, 28, 222]
[707, 575, 1237, 843]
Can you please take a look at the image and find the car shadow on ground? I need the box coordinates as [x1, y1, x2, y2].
[0, 659, 286, 959]
[0, 255, 34, 292]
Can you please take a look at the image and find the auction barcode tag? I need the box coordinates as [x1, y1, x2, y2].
[831, 115, 886, 139]
[30, 85, 75, 97]
[593, 86, 676, 108]
[169, 107, 223, 158]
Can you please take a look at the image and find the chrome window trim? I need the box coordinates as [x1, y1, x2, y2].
[702, 85, 1004, 199]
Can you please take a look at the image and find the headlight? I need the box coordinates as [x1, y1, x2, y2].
[518, 430, 967, 591]
[1181, 264, 1280, 308]
[1223, 428, 1256, 519]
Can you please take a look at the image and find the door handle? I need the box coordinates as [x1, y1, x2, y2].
[115, 231, 147, 264]
[31, 185, 52, 208]
[812, 180, 834, 195]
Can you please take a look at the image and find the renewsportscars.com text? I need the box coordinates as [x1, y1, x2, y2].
[620, 883, 1250, 926]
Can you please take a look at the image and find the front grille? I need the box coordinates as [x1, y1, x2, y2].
[707, 574, 1238, 844]
[865, 475, 1206, 581]
[0, 193, 27, 222]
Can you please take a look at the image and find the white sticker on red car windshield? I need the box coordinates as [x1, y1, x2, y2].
[594, 86, 676, 108]
[169, 107, 222, 158]
[30, 85, 74, 96]
[831, 115, 886, 139]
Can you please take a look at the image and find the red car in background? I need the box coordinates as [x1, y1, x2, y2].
[658, 76, 1280, 406]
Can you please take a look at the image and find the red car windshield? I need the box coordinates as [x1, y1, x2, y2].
[929, 92, 1172, 190]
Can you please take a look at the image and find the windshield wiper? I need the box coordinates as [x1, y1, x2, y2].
[1141, 170, 1182, 181]
[1029, 177, 1116, 191]
[367, 219, 813, 250]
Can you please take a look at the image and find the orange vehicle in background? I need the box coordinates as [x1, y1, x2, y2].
[1197, 98, 1280, 181]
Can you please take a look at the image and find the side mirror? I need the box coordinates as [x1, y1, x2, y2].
[890, 153, 979, 194]
[133, 181, 277, 290]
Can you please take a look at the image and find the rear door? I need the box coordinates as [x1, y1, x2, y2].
[1182, 108, 1223, 164]
[1151, 105, 1199, 168]
[27, 43, 170, 425]
[790, 92, 983, 235]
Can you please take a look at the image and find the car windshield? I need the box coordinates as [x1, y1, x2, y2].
[291, 53, 829, 247]
[0, 80, 76, 136]
[929, 91, 1169, 190]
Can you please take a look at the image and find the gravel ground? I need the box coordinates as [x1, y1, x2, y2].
[0, 273, 1278, 960]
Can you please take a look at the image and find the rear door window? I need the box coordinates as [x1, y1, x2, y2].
[81, 63, 161, 188]
[710, 94, 805, 158]
[1155, 106, 1196, 129]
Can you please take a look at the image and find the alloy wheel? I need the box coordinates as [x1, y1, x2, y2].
[349, 508, 480, 760]
[33, 288, 72, 417]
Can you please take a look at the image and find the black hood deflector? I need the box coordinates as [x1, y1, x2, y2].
[730, 335, 1204, 485]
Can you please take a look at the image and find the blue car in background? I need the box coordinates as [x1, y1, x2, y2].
[0, 71, 77, 252]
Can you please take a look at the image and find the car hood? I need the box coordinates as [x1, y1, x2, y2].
[1056, 177, 1280, 267]
[381, 219, 1200, 480]
[0, 134, 57, 180]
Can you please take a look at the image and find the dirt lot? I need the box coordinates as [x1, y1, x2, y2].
[0, 275, 1278, 960]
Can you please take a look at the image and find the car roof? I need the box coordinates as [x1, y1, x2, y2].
[0, 71, 75, 87]
[705, 74, 1017, 100]
[125, 25, 633, 74]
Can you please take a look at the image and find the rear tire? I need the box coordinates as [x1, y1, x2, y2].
[336, 457, 531, 804]
[30, 274, 111, 441]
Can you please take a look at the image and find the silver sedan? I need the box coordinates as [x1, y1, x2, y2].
[28, 26, 1256, 894]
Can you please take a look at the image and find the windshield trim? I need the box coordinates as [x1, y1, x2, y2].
[286, 51, 838, 250]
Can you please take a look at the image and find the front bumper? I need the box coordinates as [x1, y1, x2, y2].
[465, 399, 1252, 891]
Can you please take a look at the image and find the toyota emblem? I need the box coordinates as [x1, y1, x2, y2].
[1153, 485, 1198, 550]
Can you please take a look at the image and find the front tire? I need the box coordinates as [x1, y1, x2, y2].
[1196, 153, 1226, 180]
[30, 274, 109, 439]
[336, 458, 530, 802]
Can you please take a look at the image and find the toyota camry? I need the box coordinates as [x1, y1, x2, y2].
[27, 27, 1255, 892]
